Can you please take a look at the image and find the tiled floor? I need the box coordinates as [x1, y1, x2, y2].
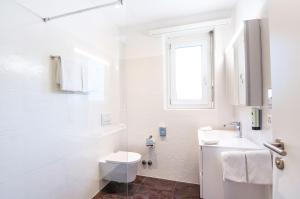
[93, 176, 200, 199]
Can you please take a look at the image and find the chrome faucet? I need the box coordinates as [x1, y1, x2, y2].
[224, 121, 242, 138]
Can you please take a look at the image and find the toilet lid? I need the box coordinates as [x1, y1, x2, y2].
[105, 151, 141, 164]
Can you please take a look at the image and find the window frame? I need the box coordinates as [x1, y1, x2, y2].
[166, 31, 214, 110]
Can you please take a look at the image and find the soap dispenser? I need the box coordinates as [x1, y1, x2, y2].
[251, 108, 262, 130]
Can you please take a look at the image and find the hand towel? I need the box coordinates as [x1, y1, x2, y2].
[245, 150, 273, 185]
[82, 58, 105, 93]
[221, 151, 247, 183]
[60, 57, 83, 92]
[201, 138, 219, 145]
[199, 126, 213, 131]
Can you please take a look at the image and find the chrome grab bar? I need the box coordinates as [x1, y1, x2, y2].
[263, 139, 287, 156]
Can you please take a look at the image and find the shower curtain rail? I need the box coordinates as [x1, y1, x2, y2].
[43, 0, 123, 22]
[17, 0, 123, 22]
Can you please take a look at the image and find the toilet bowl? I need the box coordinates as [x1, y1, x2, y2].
[99, 151, 141, 183]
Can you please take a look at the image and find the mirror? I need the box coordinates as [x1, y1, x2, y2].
[225, 19, 263, 106]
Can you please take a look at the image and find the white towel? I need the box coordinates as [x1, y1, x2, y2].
[200, 126, 213, 131]
[221, 151, 247, 183]
[201, 138, 219, 145]
[56, 56, 83, 92]
[245, 150, 272, 185]
[82, 59, 104, 93]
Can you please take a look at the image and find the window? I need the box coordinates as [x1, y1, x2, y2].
[166, 32, 214, 109]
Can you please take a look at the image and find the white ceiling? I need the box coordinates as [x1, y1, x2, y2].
[17, 0, 238, 27]
[111, 0, 238, 27]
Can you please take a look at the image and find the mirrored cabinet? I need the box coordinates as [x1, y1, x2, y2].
[225, 19, 263, 106]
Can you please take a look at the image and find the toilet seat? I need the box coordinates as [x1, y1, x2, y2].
[101, 151, 141, 164]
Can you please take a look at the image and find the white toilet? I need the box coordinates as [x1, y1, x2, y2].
[99, 151, 141, 183]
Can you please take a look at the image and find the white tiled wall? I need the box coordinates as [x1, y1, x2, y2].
[122, 22, 235, 184]
[0, 1, 124, 198]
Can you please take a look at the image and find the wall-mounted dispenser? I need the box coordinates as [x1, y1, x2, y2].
[159, 124, 167, 137]
[158, 122, 167, 137]
[251, 108, 262, 130]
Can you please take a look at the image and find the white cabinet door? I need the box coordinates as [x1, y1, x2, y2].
[268, 1, 300, 198]
[202, 147, 268, 199]
[233, 32, 247, 105]
[225, 47, 239, 106]
[202, 147, 225, 199]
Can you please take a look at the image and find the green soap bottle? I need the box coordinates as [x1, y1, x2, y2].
[251, 108, 262, 130]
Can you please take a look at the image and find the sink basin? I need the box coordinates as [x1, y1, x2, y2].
[198, 129, 262, 150]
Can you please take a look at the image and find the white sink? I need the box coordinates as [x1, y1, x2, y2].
[198, 129, 262, 150]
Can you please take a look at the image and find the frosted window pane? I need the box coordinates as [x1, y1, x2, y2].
[175, 45, 202, 100]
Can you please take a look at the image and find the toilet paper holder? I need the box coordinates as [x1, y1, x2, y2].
[146, 135, 155, 147]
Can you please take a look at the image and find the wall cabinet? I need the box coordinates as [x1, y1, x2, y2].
[225, 19, 263, 106]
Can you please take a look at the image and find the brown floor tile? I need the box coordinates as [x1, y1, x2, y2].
[174, 182, 200, 199]
[134, 185, 173, 199]
[131, 175, 146, 185]
[100, 182, 140, 197]
[126, 183, 141, 196]
[142, 177, 176, 191]
[93, 176, 200, 199]
[96, 193, 127, 199]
